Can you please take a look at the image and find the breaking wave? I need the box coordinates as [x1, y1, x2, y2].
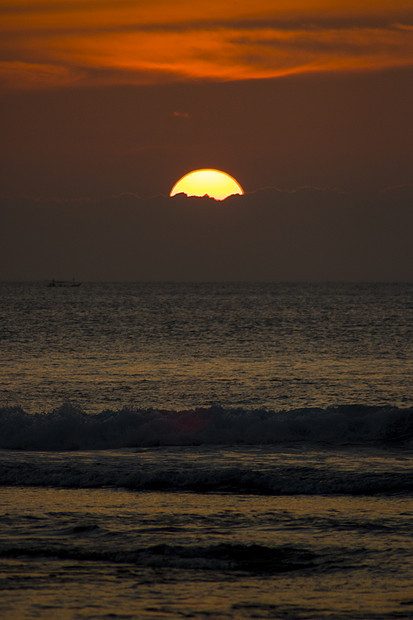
[0, 403, 412, 450]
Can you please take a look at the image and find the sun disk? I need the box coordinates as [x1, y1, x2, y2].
[170, 169, 244, 201]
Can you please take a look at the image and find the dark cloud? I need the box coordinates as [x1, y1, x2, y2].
[1, 187, 412, 282]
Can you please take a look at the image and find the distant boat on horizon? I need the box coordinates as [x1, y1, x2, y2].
[48, 279, 82, 288]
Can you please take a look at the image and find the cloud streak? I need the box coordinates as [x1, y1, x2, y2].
[1, 1, 413, 89]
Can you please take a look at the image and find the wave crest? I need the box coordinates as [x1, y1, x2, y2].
[0, 403, 412, 450]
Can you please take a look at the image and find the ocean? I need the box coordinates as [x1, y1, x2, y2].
[0, 282, 412, 619]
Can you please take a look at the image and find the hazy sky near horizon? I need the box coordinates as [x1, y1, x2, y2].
[1, 1, 412, 280]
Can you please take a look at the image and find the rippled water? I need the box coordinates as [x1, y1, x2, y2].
[1, 282, 412, 413]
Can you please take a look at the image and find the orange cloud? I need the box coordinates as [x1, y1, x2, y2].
[1, 1, 413, 89]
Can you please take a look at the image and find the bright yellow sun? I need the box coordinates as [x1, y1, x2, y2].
[170, 169, 244, 201]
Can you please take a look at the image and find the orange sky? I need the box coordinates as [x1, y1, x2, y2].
[1, 0, 413, 89]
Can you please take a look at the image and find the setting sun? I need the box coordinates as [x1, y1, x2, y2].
[170, 169, 244, 201]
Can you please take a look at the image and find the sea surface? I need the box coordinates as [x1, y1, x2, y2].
[0, 282, 412, 619]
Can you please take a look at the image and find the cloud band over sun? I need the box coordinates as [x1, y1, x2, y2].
[1, 0, 413, 89]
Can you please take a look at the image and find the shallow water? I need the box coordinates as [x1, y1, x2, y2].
[1, 483, 412, 619]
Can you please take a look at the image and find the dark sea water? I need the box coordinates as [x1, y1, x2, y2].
[0, 282, 412, 619]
